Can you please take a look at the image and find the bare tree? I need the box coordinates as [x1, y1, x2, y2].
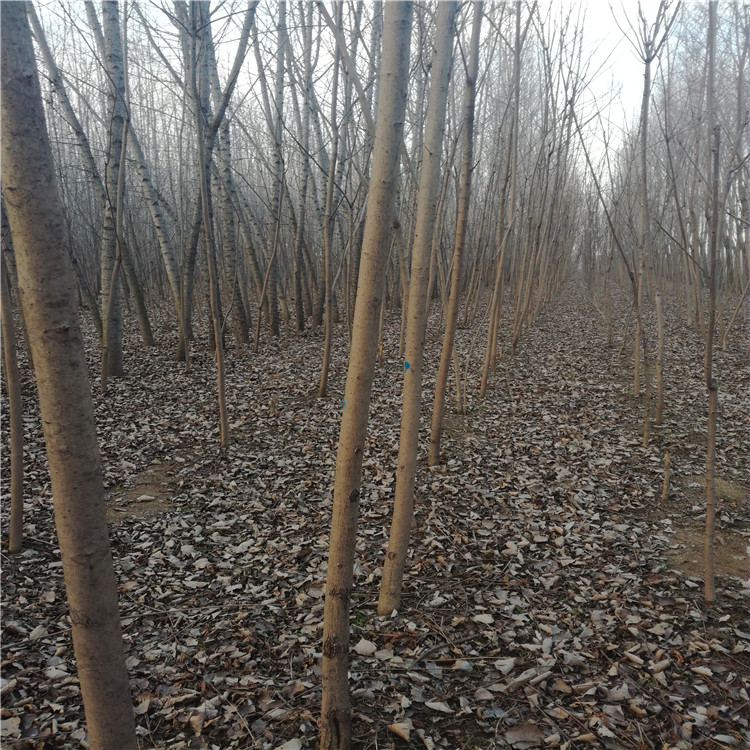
[429, 1, 483, 467]
[319, 4, 413, 746]
[378, 0, 458, 616]
[1, 3, 136, 745]
[1, 257, 24, 553]
[317, 3, 342, 399]
[704, 0, 719, 604]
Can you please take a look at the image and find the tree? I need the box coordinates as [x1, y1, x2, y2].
[317, 2, 342, 399]
[319, 4, 413, 746]
[1, 257, 24, 553]
[704, 0, 719, 604]
[98, 0, 129, 378]
[429, 1, 483, 467]
[378, 0, 458, 616]
[1, 3, 136, 746]
[480, 2, 525, 399]
[632, 0, 679, 442]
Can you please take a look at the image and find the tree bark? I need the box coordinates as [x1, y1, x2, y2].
[1, 4, 136, 745]
[318, 3, 342, 399]
[190, 1, 230, 447]
[378, 0, 457, 616]
[704, 0, 719, 604]
[481, 3, 522, 396]
[429, 2, 483, 467]
[319, 5, 412, 747]
[100, 1, 127, 377]
[1, 260, 24, 553]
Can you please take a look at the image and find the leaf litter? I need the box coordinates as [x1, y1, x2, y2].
[1, 282, 748, 748]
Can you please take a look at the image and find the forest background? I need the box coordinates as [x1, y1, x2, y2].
[1, 0, 748, 748]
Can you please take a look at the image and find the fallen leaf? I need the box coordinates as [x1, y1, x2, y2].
[387, 719, 413, 741]
[354, 639, 377, 656]
[506, 722, 545, 745]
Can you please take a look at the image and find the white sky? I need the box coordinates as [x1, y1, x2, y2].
[556, 1, 676, 121]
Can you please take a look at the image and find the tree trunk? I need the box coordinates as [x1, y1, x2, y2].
[1, 4, 136, 745]
[429, 2, 483, 467]
[1, 260, 24, 553]
[100, 1, 127, 377]
[190, 1, 230, 447]
[655, 288, 664, 423]
[378, 0, 457, 616]
[317, 4, 341, 399]
[207, 27, 249, 346]
[319, 5, 412, 747]
[704, 0, 719, 604]
[480, 2, 521, 397]
[293, 1, 314, 334]
[637, 23, 662, 438]
[267, 1, 286, 339]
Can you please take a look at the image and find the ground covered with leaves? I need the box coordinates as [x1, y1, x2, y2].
[2, 282, 749, 749]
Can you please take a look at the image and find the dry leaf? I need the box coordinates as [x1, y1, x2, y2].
[387, 719, 413, 741]
[505, 722, 545, 745]
[354, 639, 377, 656]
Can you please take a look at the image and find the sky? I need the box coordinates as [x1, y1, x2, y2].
[537, 0, 683, 160]
[558, 0, 677, 119]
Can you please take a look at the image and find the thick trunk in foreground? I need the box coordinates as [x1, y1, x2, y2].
[378, 0, 457, 617]
[1, 4, 136, 746]
[319, 5, 412, 747]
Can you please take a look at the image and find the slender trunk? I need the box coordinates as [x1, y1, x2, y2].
[1, 261, 24, 553]
[254, 178, 286, 352]
[178, 192, 203, 358]
[655, 288, 664, 423]
[318, 33, 343, 398]
[207, 35, 249, 346]
[638, 37, 661, 437]
[293, 1, 314, 334]
[319, 6, 412, 746]
[129, 127, 186, 353]
[378, 0, 457, 616]
[429, 2, 482, 467]
[191, 2, 229, 447]
[704, 0, 719, 604]
[268, 1, 287, 338]
[100, 1, 127, 377]
[318, 4, 342, 398]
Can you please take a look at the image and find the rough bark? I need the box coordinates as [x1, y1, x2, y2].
[1, 4, 136, 745]
[100, 1, 127, 377]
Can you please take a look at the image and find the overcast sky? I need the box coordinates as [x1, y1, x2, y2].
[560, 1, 675, 119]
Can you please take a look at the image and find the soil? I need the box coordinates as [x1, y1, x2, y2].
[106, 461, 176, 521]
[664, 475, 750, 582]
